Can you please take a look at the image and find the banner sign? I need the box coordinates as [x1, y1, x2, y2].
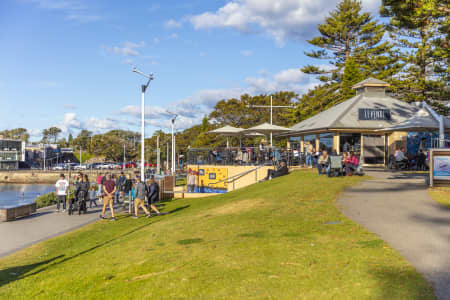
[433, 156, 450, 180]
[358, 108, 391, 121]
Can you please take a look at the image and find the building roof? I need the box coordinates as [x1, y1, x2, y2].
[379, 109, 450, 132]
[284, 88, 420, 135]
[352, 77, 390, 89]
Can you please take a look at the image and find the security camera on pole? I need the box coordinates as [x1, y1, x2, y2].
[132, 67, 154, 182]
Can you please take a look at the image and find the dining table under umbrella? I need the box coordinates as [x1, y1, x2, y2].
[243, 122, 292, 145]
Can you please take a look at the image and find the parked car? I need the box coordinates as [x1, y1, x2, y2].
[52, 163, 66, 170]
[74, 164, 88, 170]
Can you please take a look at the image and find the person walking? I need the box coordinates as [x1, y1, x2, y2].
[187, 170, 197, 193]
[132, 177, 151, 219]
[88, 185, 97, 208]
[76, 174, 90, 214]
[305, 142, 313, 168]
[118, 172, 126, 201]
[96, 172, 103, 202]
[55, 173, 69, 212]
[100, 174, 116, 221]
[147, 176, 165, 216]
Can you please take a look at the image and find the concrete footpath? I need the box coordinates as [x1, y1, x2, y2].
[337, 170, 450, 300]
[0, 203, 123, 258]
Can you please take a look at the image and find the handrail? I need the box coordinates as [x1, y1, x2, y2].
[207, 165, 267, 187]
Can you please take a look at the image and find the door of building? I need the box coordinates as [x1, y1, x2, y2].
[363, 135, 384, 164]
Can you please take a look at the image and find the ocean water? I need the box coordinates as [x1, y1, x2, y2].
[0, 184, 54, 209]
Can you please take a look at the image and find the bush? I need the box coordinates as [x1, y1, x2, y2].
[35, 192, 58, 209]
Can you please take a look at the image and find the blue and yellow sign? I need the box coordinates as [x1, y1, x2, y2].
[190, 166, 228, 193]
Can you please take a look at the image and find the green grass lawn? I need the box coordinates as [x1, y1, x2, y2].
[0, 171, 434, 299]
[428, 187, 450, 208]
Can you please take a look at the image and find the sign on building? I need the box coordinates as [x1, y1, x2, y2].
[358, 108, 391, 121]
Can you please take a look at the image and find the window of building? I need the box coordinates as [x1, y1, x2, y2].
[319, 133, 334, 153]
[340, 133, 361, 156]
[289, 136, 301, 150]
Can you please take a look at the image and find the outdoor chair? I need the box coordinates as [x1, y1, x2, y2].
[329, 156, 344, 177]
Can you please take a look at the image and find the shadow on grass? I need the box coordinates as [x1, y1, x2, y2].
[369, 265, 435, 299]
[0, 217, 166, 288]
[168, 205, 190, 214]
[0, 255, 64, 287]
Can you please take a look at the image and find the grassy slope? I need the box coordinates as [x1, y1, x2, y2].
[0, 171, 434, 299]
[428, 187, 450, 208]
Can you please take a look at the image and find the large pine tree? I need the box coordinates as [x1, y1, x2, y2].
[302, 0, 400, 84]
[381, 0, 449, 109]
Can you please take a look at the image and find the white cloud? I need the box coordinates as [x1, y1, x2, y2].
[240, 49, 253, 57]
[25, 0, 102, 23]
[119, 67, 322, 130]
[164, 19, 182, 29]
[57, 113, 82, 134]
[104, 41, 145, 57]
[190, 0, 381, 45]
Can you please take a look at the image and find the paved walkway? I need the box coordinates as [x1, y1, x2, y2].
[337, 170, 450, 300]
[0, 203, 124, 258]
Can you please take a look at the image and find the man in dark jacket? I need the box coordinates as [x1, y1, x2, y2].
[132, 176, 150, 219]
[265, 161, 289, 180]
[147, 176, 166, 216]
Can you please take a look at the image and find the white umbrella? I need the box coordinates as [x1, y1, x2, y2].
[243, 122, 292, 145]
[209, 125, 244, 147]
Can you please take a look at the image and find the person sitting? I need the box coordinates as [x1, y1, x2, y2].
[265, 161, 289, 180]
[317, 150, 331, 176]
[345, 152, 359, 176]
[394, 147, 409, 169]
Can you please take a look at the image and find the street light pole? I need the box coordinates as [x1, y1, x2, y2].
[166, 112, 178, 175]
[246, 96, 294, 146]
[132, 67, 154, 181]
[156, 135, 160, 175]
[123, 144, 126, 168]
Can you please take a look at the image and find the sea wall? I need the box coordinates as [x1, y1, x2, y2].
[0, 170, 129, 184]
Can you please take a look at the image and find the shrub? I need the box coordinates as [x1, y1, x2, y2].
[35, 192, 58, 209]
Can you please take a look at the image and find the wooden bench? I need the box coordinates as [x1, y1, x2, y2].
[0, 203, 37, 222]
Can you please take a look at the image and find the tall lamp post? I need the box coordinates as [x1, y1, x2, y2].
[132, 67, 154, 181]
[167, 112, 178, 174]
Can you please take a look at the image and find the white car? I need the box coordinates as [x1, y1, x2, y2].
[74, 164, 88, 170]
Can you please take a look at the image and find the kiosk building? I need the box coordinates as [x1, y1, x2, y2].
[282, 78, 446, 166]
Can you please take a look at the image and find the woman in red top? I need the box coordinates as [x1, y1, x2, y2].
[345, 152, 359, 176]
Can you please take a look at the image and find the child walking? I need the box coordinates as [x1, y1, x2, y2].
[89, 185, 98, 208]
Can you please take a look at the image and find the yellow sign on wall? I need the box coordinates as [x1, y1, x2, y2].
[191, 166, 228, 191]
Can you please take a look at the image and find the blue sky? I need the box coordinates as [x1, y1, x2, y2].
[0, 0, 380, 141]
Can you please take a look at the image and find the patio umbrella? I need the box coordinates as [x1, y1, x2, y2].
[243, 122, 292, 145]
[208, 125, 244, 147]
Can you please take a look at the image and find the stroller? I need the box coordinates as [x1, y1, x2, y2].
[68, 190, 87, 215]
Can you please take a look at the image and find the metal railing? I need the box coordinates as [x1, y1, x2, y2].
[187, 147, 304, 167]
[431, 138, 450, 149]
[207, 165, 266, 191]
